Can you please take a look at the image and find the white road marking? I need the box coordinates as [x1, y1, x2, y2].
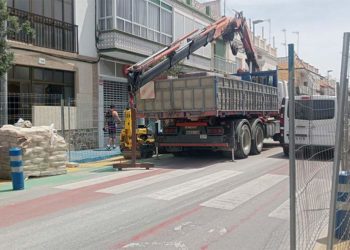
[55, 170, 154, 190]
[147, 170, 242, 200]
[201, 174, 288, 210]
[96, 169, 202, 195]
[269, 199, 290, 220]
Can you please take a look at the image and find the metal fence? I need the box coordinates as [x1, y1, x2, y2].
[288, 33, 350, 250]
[0, 93, 122, 163]
[7, 7, 79, 53]
[327, 32, 350, 250]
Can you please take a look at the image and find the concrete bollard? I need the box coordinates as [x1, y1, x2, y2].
[9, 147, 24, 191]
[335, 171, 350, 239]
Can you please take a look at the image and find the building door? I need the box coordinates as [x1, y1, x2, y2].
[103, 80, 128, 138]
[7, 81, 20, 124]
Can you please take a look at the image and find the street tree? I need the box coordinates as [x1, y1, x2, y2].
[0, 0, 34, 124]
[0, 0, 34, 78]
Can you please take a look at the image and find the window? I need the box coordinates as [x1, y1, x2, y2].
[9, 0, 74, 24]
[148, 2, 160, 42]
[288, 99, 335, 120]
[14, 0, 29, 11]
[44, 0, 52, 18]
[99, 0, 113, 30]
[186, 0, 192, 5]
[99, 0, 173, 44]
[54, 0, 63, 21]
[205, 6, 211, 16]
[8, 66, 74, 100]
[14, 66, 30, 80]
[63, 0, 73, 23]
[100, 60, 116, 76]
[215, 40, 226, 58]
[160, 8, 172, 44]
[32, 0, 43, 15]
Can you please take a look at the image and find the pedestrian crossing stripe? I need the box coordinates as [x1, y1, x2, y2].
[147, 170, 242, 201]
[201, 174, 288, 210]
[268, 199, 289, 220]
[55, 169, 156, 190]
[96, 168, 202, 195]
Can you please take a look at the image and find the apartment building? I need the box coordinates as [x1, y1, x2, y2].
[278, 56, 335, 95]
[5, 0, 98, 126]
[3, 0, 278, 147]
[96, 0, 233, 106]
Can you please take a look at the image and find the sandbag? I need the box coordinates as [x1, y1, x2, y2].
[0, 125, 67, 179]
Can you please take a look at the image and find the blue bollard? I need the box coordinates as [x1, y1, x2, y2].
[335, 171, 350, 239]
[9, 147, 24, 191]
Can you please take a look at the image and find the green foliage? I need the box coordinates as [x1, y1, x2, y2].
[165, 61, 185, 77]
[0, 0, 35, 78]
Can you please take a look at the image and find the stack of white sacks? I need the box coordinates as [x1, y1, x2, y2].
[0, 123, 67, 179]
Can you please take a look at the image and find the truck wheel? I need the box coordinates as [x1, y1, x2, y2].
[235, 124, 252, 159]
[250, 124, 264, 155]
[173, 152, 186, 157]
[283, 145, 289, 156]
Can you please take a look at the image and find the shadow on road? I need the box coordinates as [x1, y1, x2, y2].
[268, 152, 287, 159]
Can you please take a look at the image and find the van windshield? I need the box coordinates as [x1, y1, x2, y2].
[288, 99, 335, 120]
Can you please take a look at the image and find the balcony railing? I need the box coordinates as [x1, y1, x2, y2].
[213, 56, 237, 74]
[7, 7, 78, 53]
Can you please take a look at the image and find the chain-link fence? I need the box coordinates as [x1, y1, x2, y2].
[0, 93, 122, 163]
[327, 32, 350, 249]
[289, 65, 335, 250]
[286, 33, 350, 250]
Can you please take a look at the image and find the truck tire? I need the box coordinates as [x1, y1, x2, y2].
[250, 123, 264, 155]
[283, 145, 289, 156]
[235, 123, 252, 159]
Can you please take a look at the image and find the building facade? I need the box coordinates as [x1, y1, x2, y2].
[3, 0, 278, 148]
[278, 56, 335, 96]
[5, 0, 99, 125]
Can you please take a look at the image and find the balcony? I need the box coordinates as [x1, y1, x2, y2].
[213, 56, 237, 74]
[98, 30, 163, 57]
[7, 7, 78, 53]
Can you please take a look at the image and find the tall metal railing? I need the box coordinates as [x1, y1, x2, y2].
[213, 56, 237, 74]
[7, 7, 78, 53]
[0, 92, 119, 163]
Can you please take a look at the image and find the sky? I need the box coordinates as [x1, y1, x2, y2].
[202, 0, 350, 80]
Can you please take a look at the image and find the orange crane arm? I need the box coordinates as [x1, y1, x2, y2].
[127, 12, 259, 94]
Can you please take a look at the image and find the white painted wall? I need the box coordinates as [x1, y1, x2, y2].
[75, 0, 98, 58]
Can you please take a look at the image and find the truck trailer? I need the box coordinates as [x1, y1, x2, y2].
[136, 72, 280, 159]
[124, 13, 281, 160]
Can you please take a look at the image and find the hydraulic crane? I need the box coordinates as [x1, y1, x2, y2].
[115, 12, 259, 169]
[127, 12, 259, 95]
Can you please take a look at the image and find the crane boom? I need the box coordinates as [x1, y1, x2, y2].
[127, 12, 259, 95]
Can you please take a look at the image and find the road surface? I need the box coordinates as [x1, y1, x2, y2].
[0, 146, 290, 250]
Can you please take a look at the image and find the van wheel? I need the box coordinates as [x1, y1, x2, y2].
[250, 124, 264, 155]
[235, 124, 252, 159]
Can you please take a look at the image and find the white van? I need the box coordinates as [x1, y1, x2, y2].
[280, 95, 336, 156]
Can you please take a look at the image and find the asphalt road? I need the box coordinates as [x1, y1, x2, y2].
[0, 145, 290, 250]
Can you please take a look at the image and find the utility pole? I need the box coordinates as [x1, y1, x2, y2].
[267, 19, 271, 45]
[0, 16, 8, 125]
[292, 31, 300, 55]
[282, 29, 287, 56]
[223, 0, 226, 16]
[288, 43, 296, 250]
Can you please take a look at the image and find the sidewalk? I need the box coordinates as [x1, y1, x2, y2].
[314, 225, 350, 249]
[69, 147, 121, 163]
[0, 155, 125, 193]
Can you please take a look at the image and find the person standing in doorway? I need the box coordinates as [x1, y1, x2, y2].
[104, 105, 121, 150]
